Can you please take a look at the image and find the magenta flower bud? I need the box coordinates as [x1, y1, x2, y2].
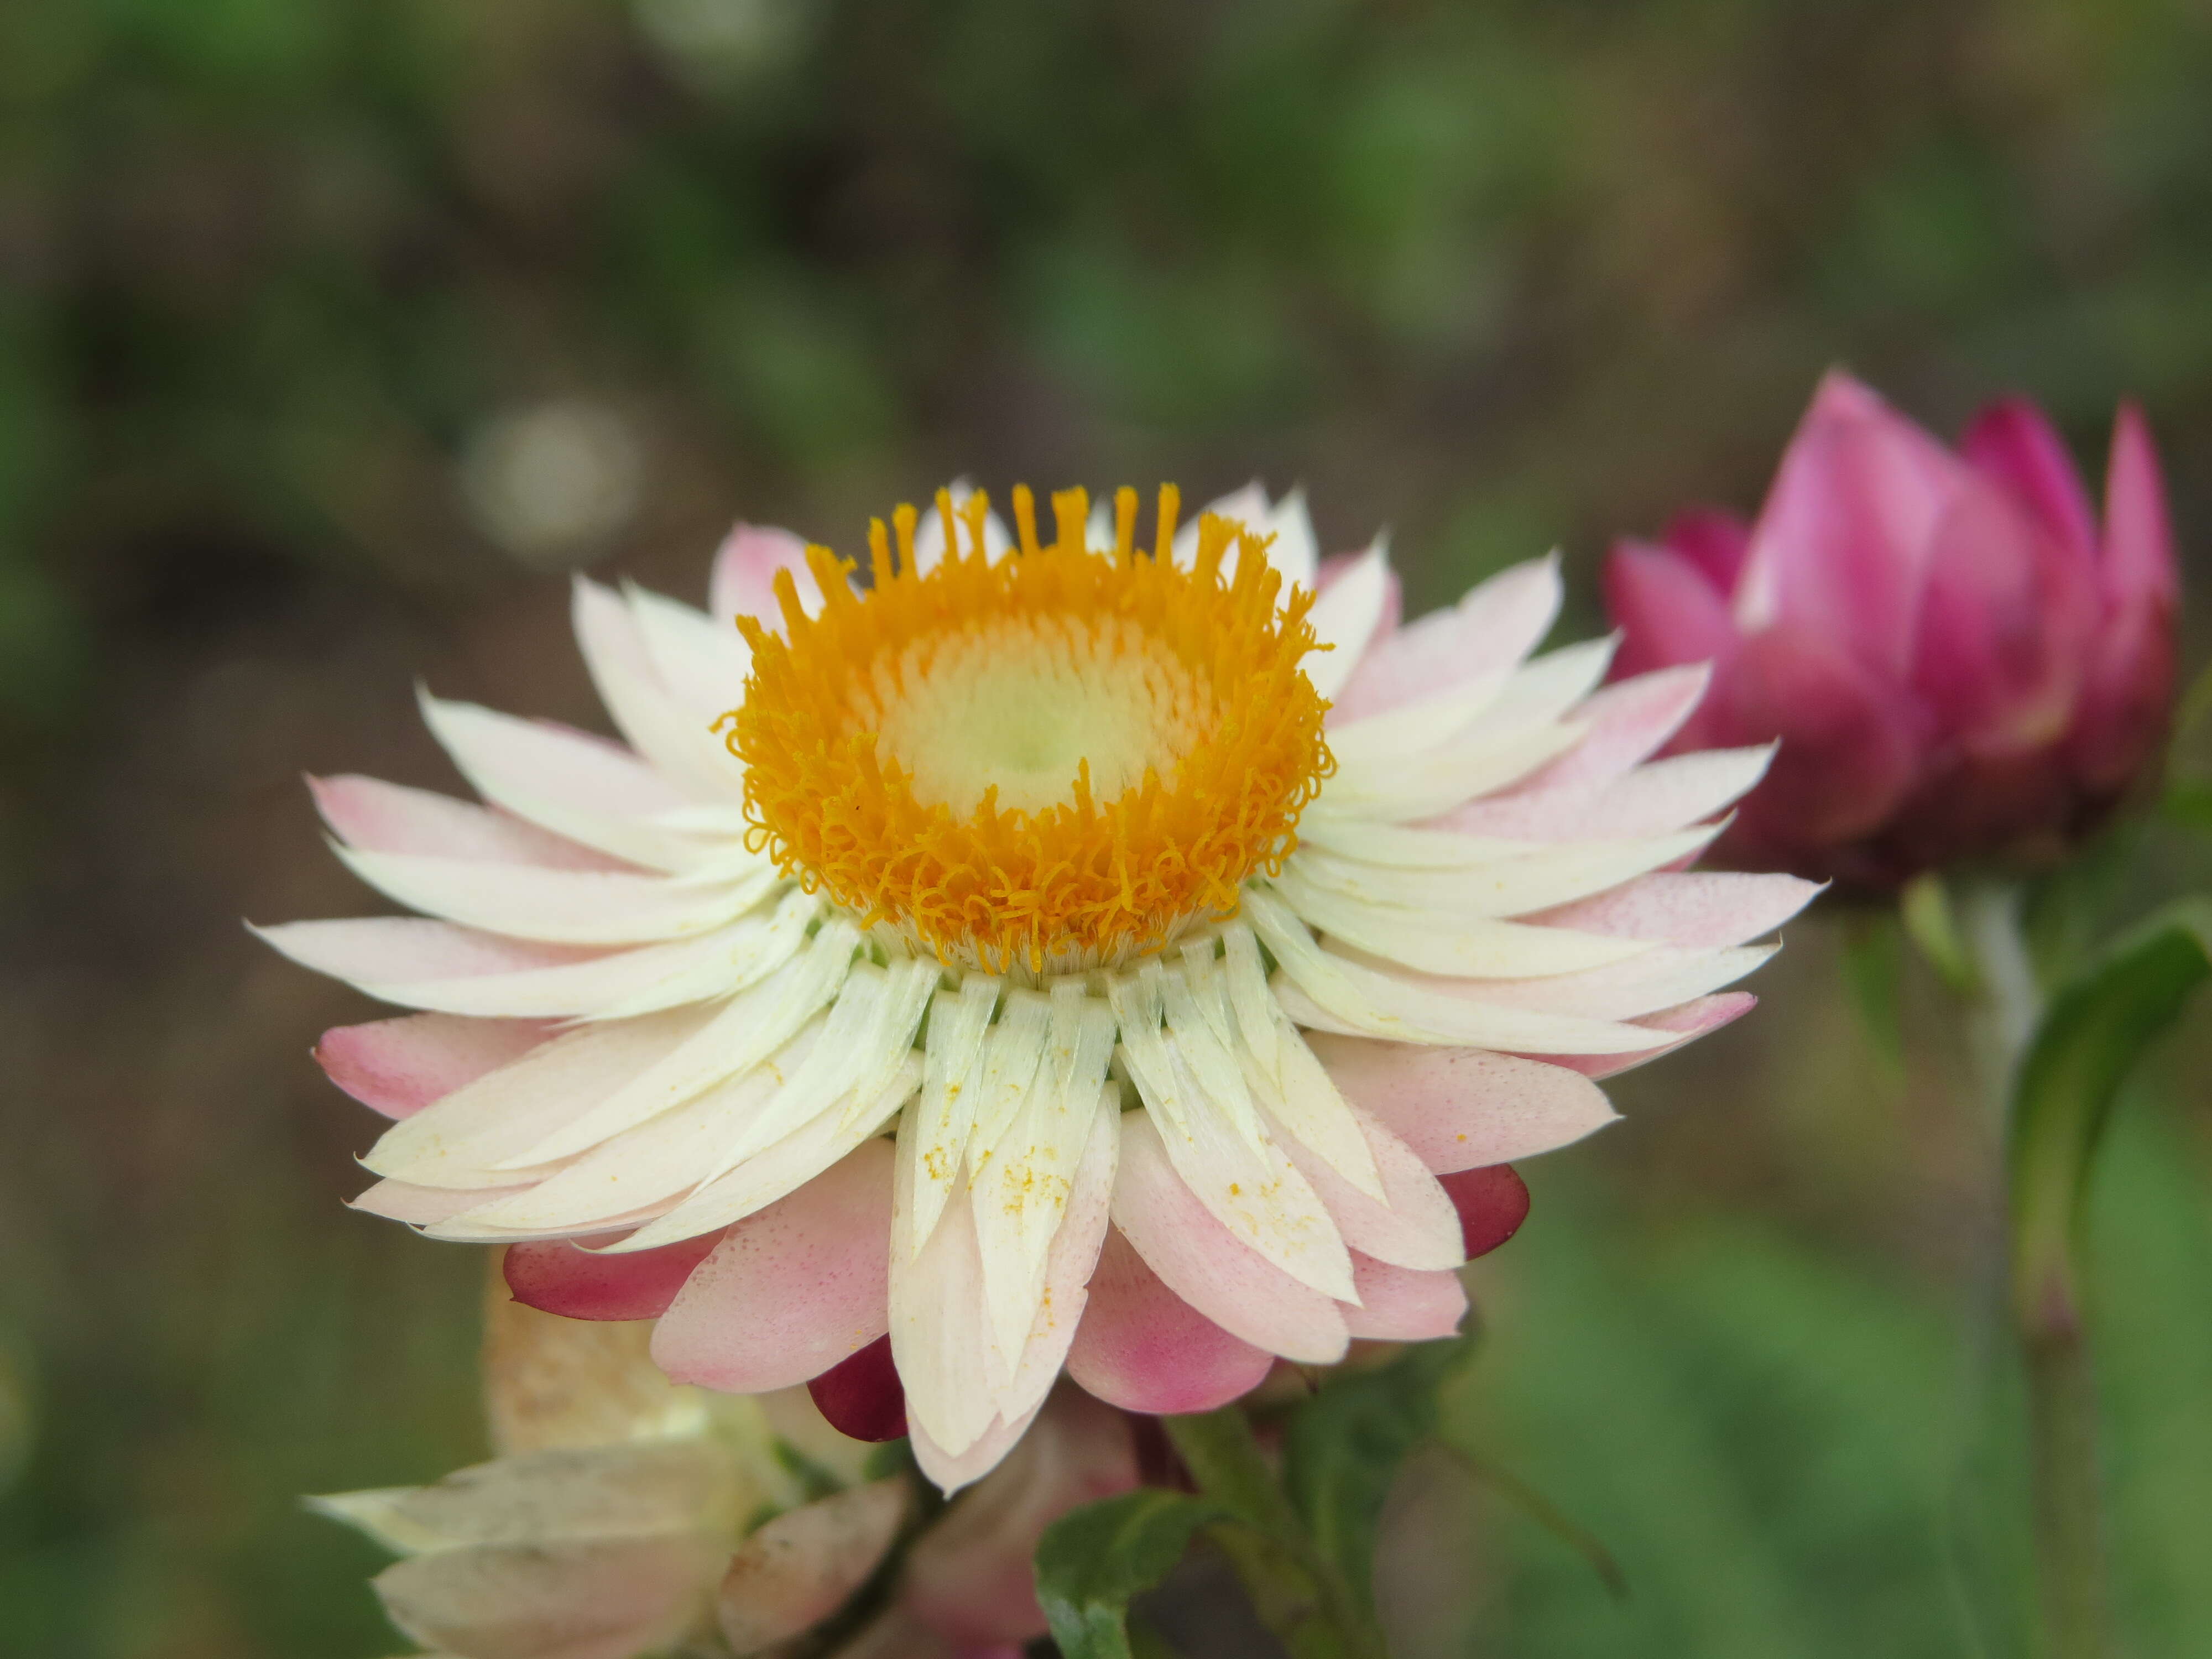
[1604, 372, 2180, 887]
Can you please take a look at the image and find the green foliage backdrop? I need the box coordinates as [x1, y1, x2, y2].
[1, 2, 2207, 1655]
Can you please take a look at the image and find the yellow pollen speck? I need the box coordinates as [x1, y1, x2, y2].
[722, 485, 1334, 973]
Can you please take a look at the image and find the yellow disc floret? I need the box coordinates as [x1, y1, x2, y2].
[722, 484, 1334, 974]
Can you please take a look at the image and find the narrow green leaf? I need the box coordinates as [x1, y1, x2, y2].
[1035, 1489, 1227, 1659]
[1283, 1334, 1479, 1618]
[2009, 901, 2212, 1331]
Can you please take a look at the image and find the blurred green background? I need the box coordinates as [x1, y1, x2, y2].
[2, 0, 2209, 1655]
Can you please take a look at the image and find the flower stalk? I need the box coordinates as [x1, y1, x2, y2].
[1956, 880, 2111, 1659]
[1161, 1406, 1387, 1659]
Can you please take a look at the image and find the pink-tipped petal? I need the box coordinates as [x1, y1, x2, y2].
[1735, 369, 1967, 669]
[1274, 1109, 1464, 1270]
[709, 523, 821, 633]
[1332, 557, 1561, 723]
[315, 1014, 555, 1120]
[1960, 398, 2099, 561]
[808, 1335, 908, 1443]
[1528, 871, 1820, 948]
[1065, 1229, 1274, 1415]
[350, 1178, 533, 1225]
[310, 775, 620, 870]
[650, 1140, 894, 1394]
[1540, 992, 1755, 1078]
[1603, 541, 1740, 701]
[1511, 665, 1712, 794]
[1110, 1114, 1349, 1365]
[1317, 546, 1404, 634]
[1662, 508, 1753, 593]
[1340, 1255, 1469, 1340]
[504, 1233, 724, 1323]
[901, 1389, 1140, 1650]
[1439, 1165, 1530, 1258]
[1310, 1034, 1620, 1172]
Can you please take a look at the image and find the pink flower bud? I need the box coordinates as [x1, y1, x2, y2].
[1604, 372, 2180, 886]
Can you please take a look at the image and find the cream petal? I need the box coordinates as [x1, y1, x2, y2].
[418, 690, 703, 872]
[907, 1397, 1046, 1498]
[649, 1140, 895, 1394]
[1172, 482, 1317, 588]
[332, 844, 773, 946]
[310, 775, 622, 870]
[1302, 539, 1391, 702]
[889, 1105, 1000, 1462]
[1269, 865, 1652, 979]
[352, 1177, 534, 1224]
[1323, 716, 1585, 821]
[1278, 826, 1719, 919]
[1243, 888, 1671, 1055]
[622, 582, 752, 719]
[1308, 1034, 1619, 1171]
[1110, 1112, 1349, 1365]
[316, 1014, 555, 1120]
[503, 914, 857, 1167]
[1396, 943, 1777, 1024]
[572, 576, 744, 802]
[364, 1007, 718, 1188]
[609, 1055, 922, 1251]
[905, 975, 1003, 1254]
[1272, 1105, 1464, 1271]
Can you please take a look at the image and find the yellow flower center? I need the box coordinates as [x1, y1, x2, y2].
[722, 485, 1333, 974]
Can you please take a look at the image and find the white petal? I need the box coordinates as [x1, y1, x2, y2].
[363, 1007, 718, 1188]
[418, 690, 701, 872]
[1530, 871, 1820, 948]
[1242, 887, 1671, 1055]
[1391, 943, 1778, 1024]
[1506, 663, 1710, 794]
[1269, 864, 1652, 979]
[1279, 827, 1719, 919]
[1271, 1107, 1463, 1271]
[311, 775, 620, 870]
[1308, 1034, 1620, 1170]
[500, 916, 859, 1166]
[332, 845, 773, 946]
[609, 1054, 921, 1250]
[1301, 538, 1391, 702]
[623, 583, 752, 718]
[906, 975, 1004, 1254]
[1115, 1026, 1354, 1302]
[1323, 718, 1585, 821]
[911, 480, 1013, 574]
[572, 577, 743, 802]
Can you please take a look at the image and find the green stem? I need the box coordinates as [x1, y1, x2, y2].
[1161, 1407, 1386, 1659]
[1955, 881, 2111, 1659]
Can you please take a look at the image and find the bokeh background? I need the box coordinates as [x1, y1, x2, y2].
[3, 1, 2210, 1654]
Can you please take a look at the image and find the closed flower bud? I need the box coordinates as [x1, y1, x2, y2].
[1605, 371, 2180, 887]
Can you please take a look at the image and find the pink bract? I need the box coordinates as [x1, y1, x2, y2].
[1606, 372, 2180, 887]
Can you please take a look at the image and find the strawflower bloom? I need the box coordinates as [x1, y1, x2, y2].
[265, 481, 1809, 1491]
[1604, 372, 2179, 886]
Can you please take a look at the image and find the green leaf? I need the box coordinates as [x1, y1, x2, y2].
[1283, 1333, 1479, 1618]
[1035, 1489, 1227, 1659]
[2009, 901, 2212, 1331]
[2158, 778, 2212, 838]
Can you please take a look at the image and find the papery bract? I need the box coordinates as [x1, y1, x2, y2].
[1606, 373, 2179, 886]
